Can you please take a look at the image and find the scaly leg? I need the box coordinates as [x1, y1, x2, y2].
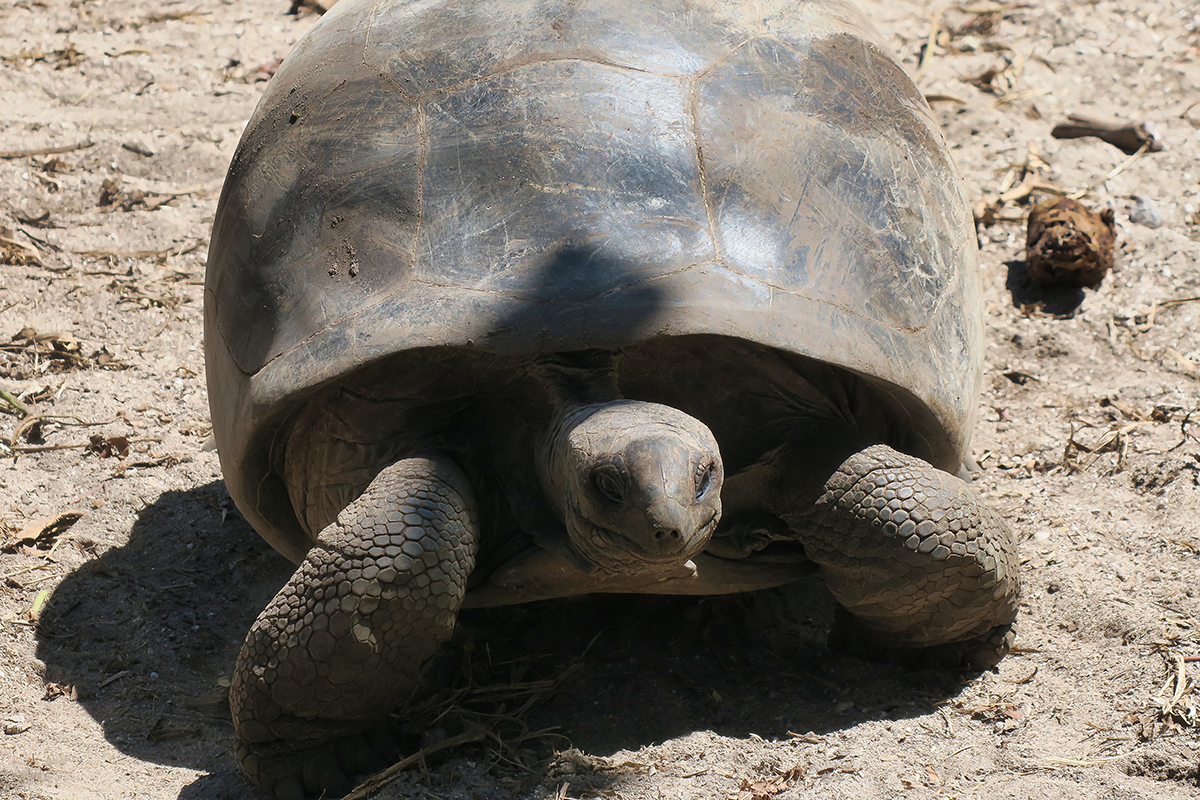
[776, 433, 1019, 669]
[231, 456, 478, 799]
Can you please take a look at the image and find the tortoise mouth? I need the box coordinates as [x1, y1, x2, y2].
[569, 510, 720, 572]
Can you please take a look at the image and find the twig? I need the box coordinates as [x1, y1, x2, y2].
[912, 8, 944, 84]
[1167, 407, 1199, 452]
[998, 178, 1068, 203]
[1045, 753, 1130, 767]
[20, 573, 59, 588]
[1068, 144, 1150, 200]
[1005, 666, 1038, 684]
[132, 322, 171, 348]
[1156, 296, 1200, 311]
[0, 390, 33, 417]
[342, 728, 488, 800]
[145, 8, 211, 22]
[992, 87, 1050, 108]
[0, 141, 94, 160]
[104, 48, 153, 58]
[12, 435, 161, 455]
[6, 414, 125, 455]
[1, 564, 49, 581]
[943, 744, 980, 761]
[74, 239, 204, 261]
[98, 670, 130, 688]
[924, 93, 966, 105]
[11, 443, 88, 454]
[1184, 98, 1200, 128]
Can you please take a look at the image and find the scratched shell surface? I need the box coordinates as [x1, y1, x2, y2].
[205, 0, 982, 549]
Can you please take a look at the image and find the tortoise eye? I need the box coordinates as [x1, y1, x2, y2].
[593, 470, 624, 505]
[695, 463, 715, 500]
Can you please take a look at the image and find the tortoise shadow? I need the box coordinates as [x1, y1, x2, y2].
[33, 480, 294, 798]
[459, 586, 979, 752]
[33, 480, 977, 799]
[1005, 259, 1086, 317]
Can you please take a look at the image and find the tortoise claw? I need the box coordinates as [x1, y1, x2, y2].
[272, 775, 304, 800]
[241, 728, 400, 799]
[829, 606, 1015, 671]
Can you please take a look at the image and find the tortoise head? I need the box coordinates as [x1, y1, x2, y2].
[539, 400, 723, 573]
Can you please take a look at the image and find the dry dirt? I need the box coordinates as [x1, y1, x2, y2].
[2, 1, 1200, 798]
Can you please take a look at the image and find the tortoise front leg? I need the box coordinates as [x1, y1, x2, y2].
[773, 432, 1019, 669]
[231, 456, 478, 800]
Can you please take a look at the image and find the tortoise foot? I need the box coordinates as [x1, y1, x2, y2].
[238, 727, 399, 800]
[829, 606, 1015, 671]
[231, 456, 478, 797]
[791, 441, 1019, 663]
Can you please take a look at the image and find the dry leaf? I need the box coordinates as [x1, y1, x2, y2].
[3, 511, 82, 552]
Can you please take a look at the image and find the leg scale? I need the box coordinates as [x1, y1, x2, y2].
[231, 456, 478, 798]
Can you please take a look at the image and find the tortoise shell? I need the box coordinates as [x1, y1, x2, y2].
[204, 0, 981, 561]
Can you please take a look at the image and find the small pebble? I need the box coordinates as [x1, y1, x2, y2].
[1128, 195, 1164, 228]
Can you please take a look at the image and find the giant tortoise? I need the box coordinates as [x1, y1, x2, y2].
[204, 0, 1020, 796]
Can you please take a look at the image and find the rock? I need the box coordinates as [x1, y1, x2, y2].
[1128, 196, 1165, 229]
[4, 714, 30, 735]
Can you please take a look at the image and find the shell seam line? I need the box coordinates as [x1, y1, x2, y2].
[412, 103, 428, 255]
[685, 35, 764, 266]
[366, 0, 418, 101]
[687, 79, 720, 263]
[366, 53, 690, 103]
[422, 54, 689, 101]
[719, 263, 931, 335]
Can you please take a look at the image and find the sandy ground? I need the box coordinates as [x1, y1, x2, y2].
[1, 1, 1199, 798]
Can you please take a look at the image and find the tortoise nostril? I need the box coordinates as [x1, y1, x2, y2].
[654, 529, 682, 541]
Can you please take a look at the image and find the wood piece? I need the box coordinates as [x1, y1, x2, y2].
[0, 141, 94, 160]
[1051, 115, 1163, 156]
[288, 0, 338, 13]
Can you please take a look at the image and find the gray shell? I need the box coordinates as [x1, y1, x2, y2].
[205, 0, 982, 561]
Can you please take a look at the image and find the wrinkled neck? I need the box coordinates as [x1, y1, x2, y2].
[533, 349, 621, 405]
